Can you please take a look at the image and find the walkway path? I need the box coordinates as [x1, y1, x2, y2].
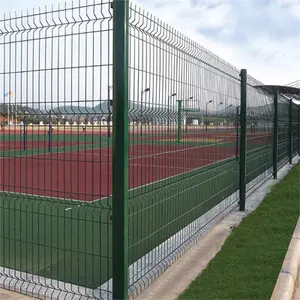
[293, 268, 300, 300]
[0, 288, 34, 300]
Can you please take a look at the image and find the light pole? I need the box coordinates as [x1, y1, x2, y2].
[223, 104, 233, 127]
[140, 87, 150, 136]
[205, 100, 213, 132]
[184, 96, 193, 134]
[217, 102, 224, 114]
[167, 92, 176, 134]
[216, 102, 224, 130]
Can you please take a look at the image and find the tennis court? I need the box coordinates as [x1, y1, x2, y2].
[0, 1, 299, 298]
[0, 126, 274, 289]
[0, 128, 239, 286]
[0, 129, 237, 201]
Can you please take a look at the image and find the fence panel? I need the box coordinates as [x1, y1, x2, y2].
[292, 102, 299, 157]
[0, 1, 299, 299]
[245, 85, 274, 193]
[277, 95, 290, 168]
[0, 2, 114, 299]
[126, 3, 241, 293]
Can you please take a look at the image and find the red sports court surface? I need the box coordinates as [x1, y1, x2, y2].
[0, 144, 235, 202]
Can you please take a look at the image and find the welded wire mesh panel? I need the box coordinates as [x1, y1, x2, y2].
[245, 85, 273, 193]
[292, 102, 299, 156]
[0, 1, 113, 299]
[126, 4, 240, 293]
[278, 96, 289, 168]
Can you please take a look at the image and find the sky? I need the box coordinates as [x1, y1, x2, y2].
[0, 0, 299, 111]
[1, 0, 299, 86]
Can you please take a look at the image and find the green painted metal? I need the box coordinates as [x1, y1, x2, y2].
[112, 0, 129, 299]
[277, 96, 289, 167]
[0, 2, 296, 299]
[298, 105, 300, 155]
[235, 106, 239, 159]
[288, 99, 293, 164]
[273, 89, 278, 179]
[177, 100, 183, 142]
[239, 69, 247, 212]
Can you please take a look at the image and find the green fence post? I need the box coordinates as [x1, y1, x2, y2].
[112, 0, 129, 299]
[298, 105, 300, 155]
[273, 89, 278, 179]
[177, 100, 182, 142]
[235, 106, 240, 159]
[239, 69, 247, 212]
[288, 99, 292, 164]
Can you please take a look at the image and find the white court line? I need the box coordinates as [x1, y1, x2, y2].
[0, 154, 238, 205]
[0, 140, 238, 206]
[0, 157, 284, 300]
[62, 140, 230, 161]
[0, 190, 108, 204]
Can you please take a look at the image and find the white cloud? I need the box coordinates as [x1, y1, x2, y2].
[1, 0, 299, 89]
[133, 0, 300, 85]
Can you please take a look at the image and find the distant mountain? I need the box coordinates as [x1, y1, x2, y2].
[51, 105, 98, 115]
[0, 99, 280, 124]
[0, 103, 44, 115]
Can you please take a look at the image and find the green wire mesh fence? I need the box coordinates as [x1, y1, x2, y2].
[0, 1, 114, 299]
[292, 102, 299, 157]
[127, 5, 241, 293]
[278, 96, 290, 168]
[245, 84, 274, 193]
[0, 1, 299, 300]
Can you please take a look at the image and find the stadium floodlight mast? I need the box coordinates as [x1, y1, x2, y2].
[225, 104, 233, 115]
[217, 101, 224, 112]
[205, 100, 213, 131]
[140, 87, 150, 136]
[219, 104, 233, 128]
[167, 92, 177, 133]
[184, 96, 193, 133]
[216, 102, 225, 129]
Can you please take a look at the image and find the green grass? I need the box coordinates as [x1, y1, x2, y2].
[179, 163, 300, 300]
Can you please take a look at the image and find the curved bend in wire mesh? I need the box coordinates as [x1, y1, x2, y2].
[0, 1, 298, 299]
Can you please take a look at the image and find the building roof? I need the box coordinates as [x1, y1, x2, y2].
[254, 85, 300, 101]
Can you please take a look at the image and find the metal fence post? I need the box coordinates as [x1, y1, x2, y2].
[112, 0, 129, 299]
[235, 106, 239, 159]
[288, 99, 293, 164]
[239, 69, 247, 212]
[273, 89, 278, 179]
[298, 105, 300, 155]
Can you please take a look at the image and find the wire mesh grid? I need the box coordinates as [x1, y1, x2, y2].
[0, 0, 298, 299]
[277, 95, 290, 168]
[245, 84, 274, 193]
[292, 102, 299, 157]
[0, 1, 114, 299]
[126, 3, 241, 293]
